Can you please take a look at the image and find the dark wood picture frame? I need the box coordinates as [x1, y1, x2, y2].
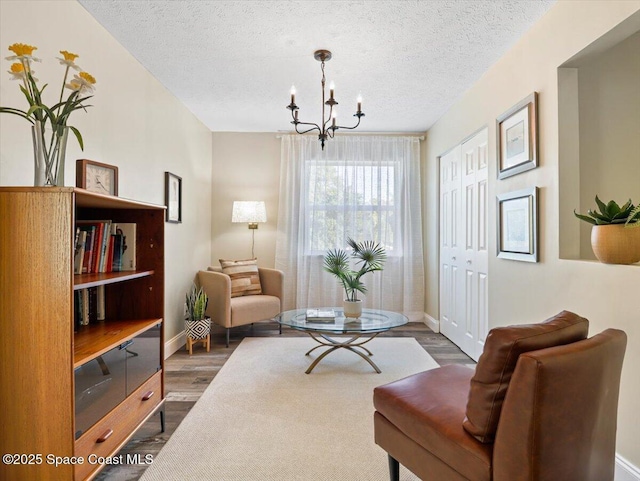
[497, 92, 538, 179]
[165, 171, 182, 223]
[76, 159, 119, 196]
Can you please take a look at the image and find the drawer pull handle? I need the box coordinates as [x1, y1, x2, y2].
[96, 429, 113, 443]
[142, 390, 155, 401]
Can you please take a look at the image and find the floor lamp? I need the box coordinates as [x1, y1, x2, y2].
[232, 201, 267, 258]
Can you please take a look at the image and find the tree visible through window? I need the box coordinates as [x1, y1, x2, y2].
[304, 160, 397, 254]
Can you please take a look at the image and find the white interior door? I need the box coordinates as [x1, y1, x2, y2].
[439, 128, 488, 361]
[439, 145, 464, 349]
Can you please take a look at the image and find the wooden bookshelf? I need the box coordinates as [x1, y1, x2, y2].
[0, 187, 165, 481]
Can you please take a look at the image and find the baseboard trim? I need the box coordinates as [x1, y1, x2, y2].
[165, 330, 186, 359]
[616, 454, 640, 481]
[424, 313, 440, 333]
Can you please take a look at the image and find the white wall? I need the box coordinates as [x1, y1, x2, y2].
[0, 0, 213, 349]
[211, 132, 281, 267]
[423, 0, 640, 467]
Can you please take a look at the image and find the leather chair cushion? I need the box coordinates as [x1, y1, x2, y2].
[374, 365, 492, 481]
[463, 310, 589, 443]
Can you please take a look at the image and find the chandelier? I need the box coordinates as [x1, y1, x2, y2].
[286, 49, 365, 150]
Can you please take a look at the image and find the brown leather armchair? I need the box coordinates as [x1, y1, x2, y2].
[373, 311, 627, 481]
[198, 267, 283, 347]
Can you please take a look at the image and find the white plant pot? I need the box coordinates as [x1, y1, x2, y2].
[343, 299, 363, 319]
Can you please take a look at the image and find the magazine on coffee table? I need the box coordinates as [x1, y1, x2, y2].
[305, 309, 336, 322]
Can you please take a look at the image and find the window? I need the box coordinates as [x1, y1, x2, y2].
[305, 160, 398, 254]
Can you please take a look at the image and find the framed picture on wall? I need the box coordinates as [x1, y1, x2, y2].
[497, 92, 538, 179]
[497, 187, 538, 262]
[165, 172, 182, 223]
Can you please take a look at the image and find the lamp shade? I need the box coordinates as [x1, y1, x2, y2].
[232, 201, 267, 224]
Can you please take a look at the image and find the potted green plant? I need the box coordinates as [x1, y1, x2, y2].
[323, 238, 386, 318]
[574, 196, 640, 264]
[185, 284, 211, 354]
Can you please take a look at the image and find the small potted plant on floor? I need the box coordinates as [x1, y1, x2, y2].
[185, 284, 211, 354]
[574, 196, 640, 264]
[323, 238, 386, 318]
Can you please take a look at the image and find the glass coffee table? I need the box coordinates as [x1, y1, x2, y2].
[276, 308, 408, 374]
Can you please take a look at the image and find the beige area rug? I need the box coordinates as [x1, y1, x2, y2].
[141, 337, 438, 481]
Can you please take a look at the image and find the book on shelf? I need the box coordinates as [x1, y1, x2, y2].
[75, 286, 106, 327]
[306, 309, 336, 322]
[117, 223, 137, 271]
[73, 229, 87, 275]
[77, 224, 96, 273]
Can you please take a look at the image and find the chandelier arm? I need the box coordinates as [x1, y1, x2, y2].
[294, 123, 321, 135]
[335, 116, 363, 131]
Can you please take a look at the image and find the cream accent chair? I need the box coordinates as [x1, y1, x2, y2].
[198, 266, 284, 347]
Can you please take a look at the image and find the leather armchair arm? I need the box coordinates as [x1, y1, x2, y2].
[198, 270, 232, 328]
[258, 267, 284, 310]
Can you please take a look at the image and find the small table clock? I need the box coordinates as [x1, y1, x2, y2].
[76, 159, 119, 196]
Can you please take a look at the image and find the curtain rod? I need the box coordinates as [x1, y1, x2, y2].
[275, 133, 424, 140]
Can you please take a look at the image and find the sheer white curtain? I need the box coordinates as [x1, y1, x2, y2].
[275, 135, 424, 320]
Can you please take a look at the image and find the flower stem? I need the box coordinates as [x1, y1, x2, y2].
[58, 65, 70, 116]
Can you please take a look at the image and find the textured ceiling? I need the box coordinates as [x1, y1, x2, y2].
[78, 0, 556, 133]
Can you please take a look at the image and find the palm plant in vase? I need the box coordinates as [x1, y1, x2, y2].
[323, 238, 386, 318]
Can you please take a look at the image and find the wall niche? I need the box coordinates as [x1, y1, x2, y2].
[558, 11, 640, 261]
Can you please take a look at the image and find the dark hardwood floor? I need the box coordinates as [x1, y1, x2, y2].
[97, 322, 473, 480]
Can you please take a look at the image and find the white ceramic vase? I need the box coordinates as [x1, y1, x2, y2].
[343, 299, 363, 319]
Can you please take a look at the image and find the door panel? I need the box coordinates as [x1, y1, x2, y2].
[439, 129, 488, 361]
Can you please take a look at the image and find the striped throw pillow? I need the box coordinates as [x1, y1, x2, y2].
[219, 258, 262, 298]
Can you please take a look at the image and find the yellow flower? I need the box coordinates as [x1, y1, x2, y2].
[9, 43, 37, 57]
[5, 43, 40, 62]
[7, 62, 34, 80]
[57, 50, 81, 70]
[66, 71, 97, 92]
[79, 71, 96, 85]
[59, 50, 78, 62]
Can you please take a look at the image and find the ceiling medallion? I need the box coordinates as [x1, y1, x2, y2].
[286, 49, 365, 150]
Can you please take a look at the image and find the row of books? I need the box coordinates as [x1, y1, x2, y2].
[74, 221, 136, 274]
[74, 286, 106, 330]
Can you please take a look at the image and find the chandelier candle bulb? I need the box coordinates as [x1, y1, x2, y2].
[357, 95, 362, 112]
[329, 81, 335, 100]
[290, 85, 296, 104]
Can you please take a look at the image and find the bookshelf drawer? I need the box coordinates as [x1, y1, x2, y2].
[74, 372, 162, 480]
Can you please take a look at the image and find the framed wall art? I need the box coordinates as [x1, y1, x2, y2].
[497, 92, 538, 179]
[497, 187, 538, 262]
[165, 171, 182, 223]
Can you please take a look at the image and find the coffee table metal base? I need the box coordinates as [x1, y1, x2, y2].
[304, 332, 381, 374]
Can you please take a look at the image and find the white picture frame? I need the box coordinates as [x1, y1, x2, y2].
[497, 92, 538, 179]
[497, 187, 538, 262]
